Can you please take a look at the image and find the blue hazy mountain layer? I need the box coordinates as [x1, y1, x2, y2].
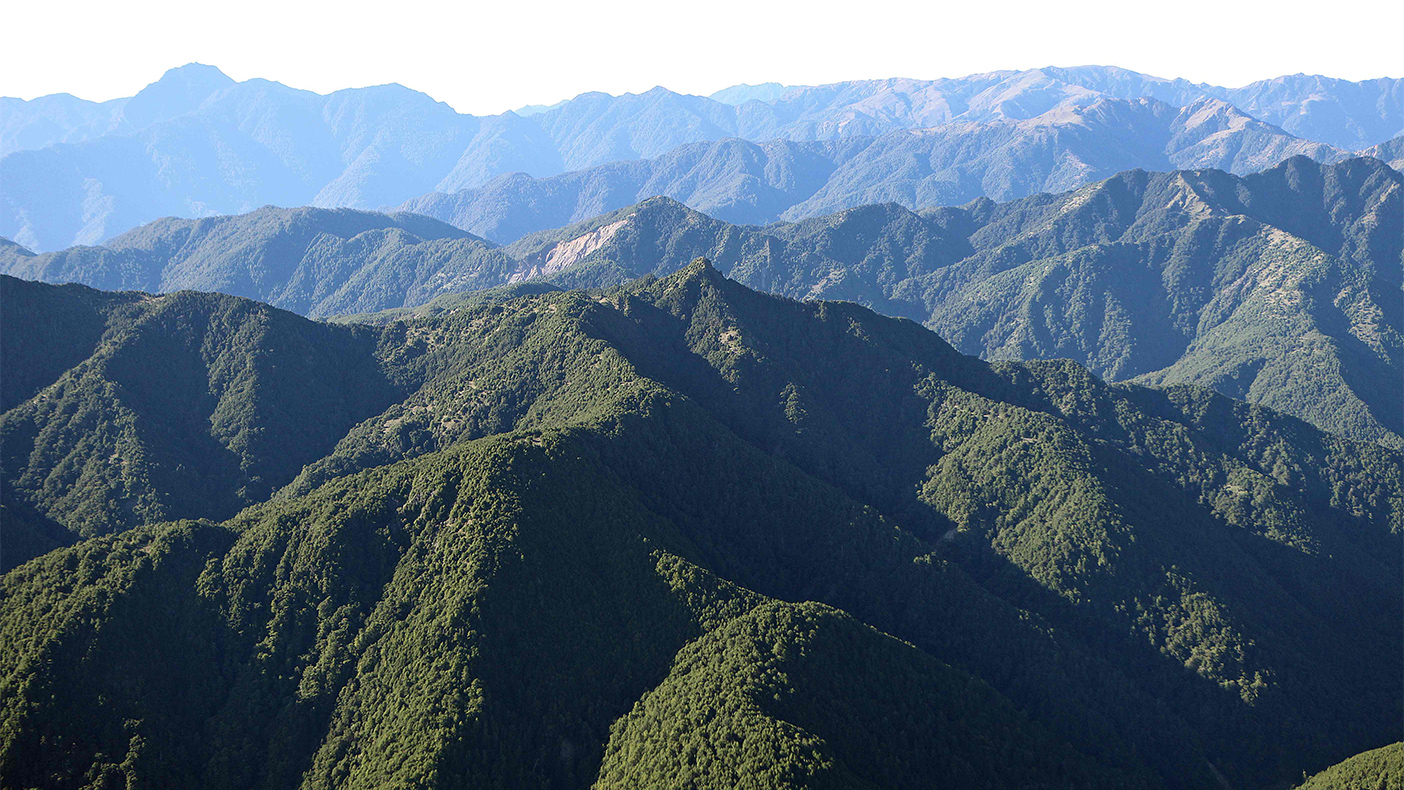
[1, 64, 1399, 251]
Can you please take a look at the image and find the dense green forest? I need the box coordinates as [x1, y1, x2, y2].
[1, 262, 1398, 789]
[0, 275, 399, 563]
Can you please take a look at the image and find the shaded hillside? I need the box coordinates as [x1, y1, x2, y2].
[0, 277, 399, 565]
[402, 97, 1345, 243]
[0, 275, 141, 412]
[1, 263, 1400, 790]
[1, 206, 517, 316]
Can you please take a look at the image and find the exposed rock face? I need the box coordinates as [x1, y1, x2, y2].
[510, 216, 633, 282]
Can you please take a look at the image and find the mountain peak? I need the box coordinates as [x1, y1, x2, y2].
[121, 63, 235, 129]
[632, 256, 731, 309]
[158, 62, 234, 85]
[680, 256, 718, 276]
[633, 195, 695, 214]
[140, 63, 236, 100]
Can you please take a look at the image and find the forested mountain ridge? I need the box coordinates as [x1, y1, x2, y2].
[2, 63, 1398, 252]
[399, 156, 1402, 448]
[0, 275, 399, 567]
[1, 262, 1400, 789]
[0, 206, 518, 317]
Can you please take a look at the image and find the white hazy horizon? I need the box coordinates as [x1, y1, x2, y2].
[4, 0, 1402, 116]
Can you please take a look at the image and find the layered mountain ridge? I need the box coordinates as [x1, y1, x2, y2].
[412, 156, 1404, 449]
[2, 63, 1399, 252]
[10, 156, 1395, 450]
[401, 96, 1350, 243]
[4, 57, 1402, 790]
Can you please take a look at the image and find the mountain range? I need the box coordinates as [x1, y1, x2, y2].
[8, 156, 1398, 451]
[398, 96, 1351, 243]
[2, 64, 1400, 252]
[5, 54, 1404, 790]
[472, 156, 1404, 450]
[2, 261, 1399, 789]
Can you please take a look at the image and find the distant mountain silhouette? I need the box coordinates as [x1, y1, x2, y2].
[401, 97, 1353, 244]
[2, 64, 1398, 251]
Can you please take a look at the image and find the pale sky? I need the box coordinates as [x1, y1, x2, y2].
[4, 0, 1401, 115]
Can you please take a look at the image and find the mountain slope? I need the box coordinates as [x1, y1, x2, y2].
[0, 278, 399, 560]
[0, 431, 1137, 790]
[784, 97, 1342, 220]
[1295, 743, 1404, 790]
[1, 206, 517, 316]
[1363, 135, 1404, 170]
[1, 263, 1400, 790]
[398, 137, 868, 241]
[0, 275, 138, 413]
[1218, 75, 1404, 151]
